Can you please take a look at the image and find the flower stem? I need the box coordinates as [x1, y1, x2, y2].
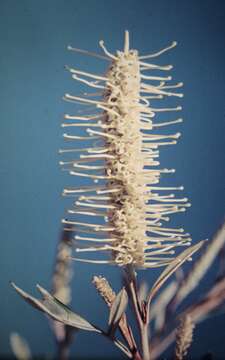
[140, 322, 150, 360]
[125, 266, 151, 360]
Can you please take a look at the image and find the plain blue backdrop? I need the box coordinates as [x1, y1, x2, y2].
[0, 0, 225, 358]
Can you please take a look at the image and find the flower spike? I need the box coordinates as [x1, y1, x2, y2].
[61, 31, 191, 268]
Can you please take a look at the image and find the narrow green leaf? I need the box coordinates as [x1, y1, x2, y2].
[11, 282, 100, 333]
[108, 287, 128, 334]
[148, 241, 204, 301]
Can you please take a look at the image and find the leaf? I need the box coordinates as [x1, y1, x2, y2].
[148, 241, 204, 301]
[11, 282, 100, 333]
[113, 338, 132, 358]
[108, 287, 128, 334]
[175, 224, 225, 304]
[10, 333, 31, 360]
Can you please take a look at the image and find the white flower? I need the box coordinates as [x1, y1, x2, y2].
[61, 31, 191, 268]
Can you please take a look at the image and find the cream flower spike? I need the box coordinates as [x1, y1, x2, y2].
[61, 31, 191, 268]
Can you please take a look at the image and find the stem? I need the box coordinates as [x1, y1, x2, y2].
[57, 336, 71, 360]
[119, 314, 142, 359]
[134, 353, 143, 360]
[141, 323, 150, 360]
[126, 266, 151, 360]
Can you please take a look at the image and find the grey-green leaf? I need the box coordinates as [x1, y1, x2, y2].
[108, 287, 128, 329]
[148, 241, 204, 301]
[11, 282, 100, 333]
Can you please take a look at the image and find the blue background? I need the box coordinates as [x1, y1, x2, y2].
[0, 0, 225, 358]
